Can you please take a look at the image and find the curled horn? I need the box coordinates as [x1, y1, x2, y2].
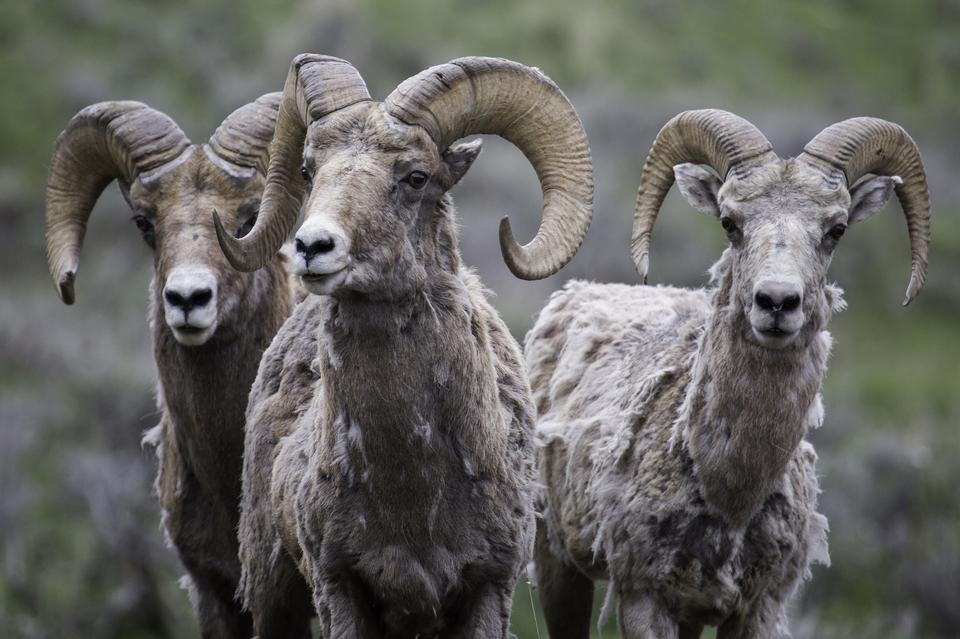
[799, 118, 931, 305]
[384, 56, 594, 280]
[631, 109, 777, 281]
[207, 92, 282, 175]
[45, 102, 191, 304]
[214, 55, 371, 272]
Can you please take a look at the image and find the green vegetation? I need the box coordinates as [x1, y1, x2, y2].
[1, 1, 957, 637]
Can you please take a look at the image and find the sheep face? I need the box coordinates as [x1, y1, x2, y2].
[292, 102, 480, 298]
[674, 159, 899, 350]
[125, 150, 264, 346]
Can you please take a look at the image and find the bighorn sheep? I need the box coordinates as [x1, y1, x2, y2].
[526, 110, 930, 638]
[214, 55, 593, 638]
[44, 95, 301, 638]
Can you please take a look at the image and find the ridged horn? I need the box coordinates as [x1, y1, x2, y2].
[798, 118, 931, 305]
[384, 56, 593, 280]
[207, 92, 282, 175]
[631, 109, 777, 281]
[215, 55, 371, 272]
[45, 102, 191, 304]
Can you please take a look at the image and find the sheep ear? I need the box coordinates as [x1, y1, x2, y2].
[674, 163, 722, 217]
[442, 139, 483, 188]
[848, 175, 901, 225]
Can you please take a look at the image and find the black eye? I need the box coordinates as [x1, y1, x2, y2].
[132, 215, 156, 249]
[133, 215, 151, 232]
[300, 165, 312, 182]
[720, 217, 738, 234]
[827, 223, 847, 241]
[405, 171, 429, 189]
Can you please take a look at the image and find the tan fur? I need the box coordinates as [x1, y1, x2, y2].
[238, 104, 538, 638]
[527, 159, 886, 638]
[133, 149, 297, 638]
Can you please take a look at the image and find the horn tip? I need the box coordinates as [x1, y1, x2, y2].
[499, 215, 544, 280]
[636, 253, 650, 284]
[903, 280, 920, 306]
[57, 271, 76, 305]
[498, 216, 523, 278]
[903, 275, 922, 307]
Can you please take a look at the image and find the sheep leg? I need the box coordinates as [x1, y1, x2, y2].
[250, 560, 314, 639]
[679, 622, 704, 639]
[618, 592, 678, 639]
[167, 508, 253, 639]
[317, 575, 381, 639]
[533, 524, 594, 639]
[450, 582, 512, 639]
[716, 595, 781, 639]
[185, 571, 253, 639]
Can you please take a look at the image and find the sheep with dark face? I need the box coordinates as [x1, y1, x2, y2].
[527, 110, 931, 639]
[44, 95, 300, 638]
[215, 55, 593, 638]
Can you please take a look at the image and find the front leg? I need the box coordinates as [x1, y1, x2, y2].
[618, 591, 678, 639]
[451, 583, 512, 639]
[316, 575, 382, 639]
[716, 594, 783, 639]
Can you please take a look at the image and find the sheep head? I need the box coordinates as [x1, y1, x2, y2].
[214, 55, 594, 293]
[289, 102, 484, 297]
[45, 94, 281, 346]
[632, 109, 930, 351]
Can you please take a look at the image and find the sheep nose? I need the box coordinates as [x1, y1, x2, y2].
[754, 280, 802, 313]
[295, 236, 337, 262]
[164, 286, 213, 311]
[292, 219, 351, 277]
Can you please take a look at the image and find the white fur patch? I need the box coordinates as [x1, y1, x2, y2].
[141, 423, 163, 450]
[805, 394, 825, 431]
[807, 511, 831, 569]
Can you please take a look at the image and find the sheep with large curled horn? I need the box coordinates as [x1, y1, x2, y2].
[44, 94, 302, 638]
[527, 109, 930, 638]
[225, 54, 593, 638]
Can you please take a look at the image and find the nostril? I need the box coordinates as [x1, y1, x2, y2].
[296, 235, 337, 261]
[187, 288, 213, 308]
[313, 237, 335, 254]
[165, 288, 212, 311]
[165, 289, 185, 308]
[781, 294, 801, 312]
[755, 291, 775, 311]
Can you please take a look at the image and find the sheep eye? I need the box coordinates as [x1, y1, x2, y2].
[720, 217, 738, 234]
[133, 215, 152, 232]
[827, 223, 847, 241]
[132, 215, 156, 249]
[133, 215, 157, 248]
[300, 165, 312, 182]
[405, 171, 429, 189]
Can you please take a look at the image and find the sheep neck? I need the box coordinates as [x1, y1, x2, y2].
[152, 260, 290, 507]
[679, 270, 829, 527]
[316, 272, 505, 507]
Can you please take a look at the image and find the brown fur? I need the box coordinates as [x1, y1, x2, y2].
[238, 104, 537, 638]
[134, 148, 297, 638]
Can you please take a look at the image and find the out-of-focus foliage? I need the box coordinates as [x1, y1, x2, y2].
[1, 1, 957, 637]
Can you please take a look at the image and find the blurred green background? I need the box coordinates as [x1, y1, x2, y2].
[1, 1, 958, 637]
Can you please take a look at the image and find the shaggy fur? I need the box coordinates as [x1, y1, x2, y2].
[237, 104, 537, 638]
[132, 150, 298, 638]
[528, 159, 898, 638]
